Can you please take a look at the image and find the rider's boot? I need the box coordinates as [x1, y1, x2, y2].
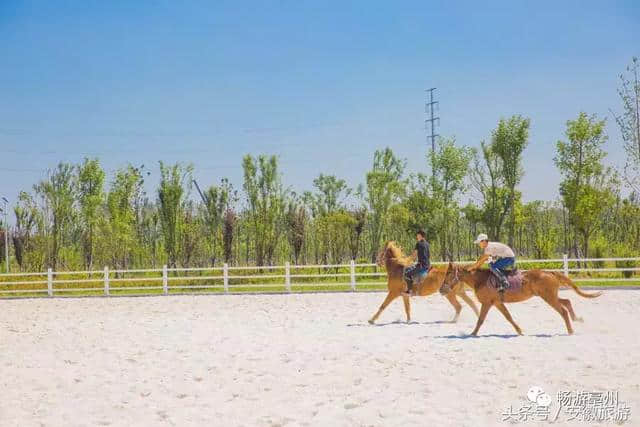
[495, 270, 509, 301]
[439, 281, 450, 295]
[401, 278, 414, 297]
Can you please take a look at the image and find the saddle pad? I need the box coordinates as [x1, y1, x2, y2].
[487, 270, 523, 291]
[415, 269, 430, 281]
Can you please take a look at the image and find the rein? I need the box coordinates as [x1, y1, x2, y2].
[448, 266, 460, 286]
[440, 265, 460, 294]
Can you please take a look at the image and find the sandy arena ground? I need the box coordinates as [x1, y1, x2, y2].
[1, 290, 638, 426]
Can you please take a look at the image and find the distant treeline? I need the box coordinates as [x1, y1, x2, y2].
[2, 58, 639, 272]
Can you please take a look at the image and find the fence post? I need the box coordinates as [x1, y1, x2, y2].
[223, 263, 229, 293]
[563, 253, 569, 277]
[350, 260, 356, 291]
[162, 265, 168, 295]
[104, 266, 110, 296]
[47, 268, 53, 297]
[285, 262, 291, 293]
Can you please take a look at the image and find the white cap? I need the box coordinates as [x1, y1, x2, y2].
[474, 233, 489, 244]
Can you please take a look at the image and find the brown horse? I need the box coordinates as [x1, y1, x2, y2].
[368, 241, 479, 324]
[442, 263, 602, 336]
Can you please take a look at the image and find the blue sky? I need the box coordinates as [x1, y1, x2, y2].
[1, 0, 638, 215]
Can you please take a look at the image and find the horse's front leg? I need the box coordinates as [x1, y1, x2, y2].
[402, 295, 411, 323]
[470, 302, 492, 336]
[369, 291, 398, 324]
[458, 287, 480, 317]
[445, 291, 462, 323]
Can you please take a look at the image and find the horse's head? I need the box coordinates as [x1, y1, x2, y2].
[440, 262, 466, 295]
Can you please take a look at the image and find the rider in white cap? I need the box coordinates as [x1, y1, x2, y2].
[469, 233, 516, 296]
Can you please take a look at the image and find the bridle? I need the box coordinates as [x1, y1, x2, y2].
[440, 265, 460, 294]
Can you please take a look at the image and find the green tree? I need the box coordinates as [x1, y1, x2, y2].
[34, 162, 76, 270]
[222, 208, 237, 264]
[242, 154, 286, 265]
[105, 165, 146, 270]
[76, 158, 105, 269]
[364, 148, 406, 261]
[310, 174, 351, 216]
[471, 141, 510, 241]
[461, 202, 484, 257]
[555, 113, 617, 258]
[12, 191, 44, 270]
[429, 137, 473, 259]
[618, 196, 640, 250]
[404, 176, 438, 239]
[200, 178, 235, 266]
[521, 201, 560, 259]
[347, 208, 366, 261]
[138, 199, 162, 268]
[302, 174, 351, 263]
[157, 162, 193, 268]
[320, 211, 354, 264]
[612, 57, 640, 193]
[286, 198, 307, 264]
[179, 201, 201, 267]
[490, 116, 530, 246]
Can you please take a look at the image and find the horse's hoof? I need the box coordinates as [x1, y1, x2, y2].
[368, 319, 375, 325]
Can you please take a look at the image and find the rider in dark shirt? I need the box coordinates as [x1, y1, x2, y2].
[401, 230, 431, 297]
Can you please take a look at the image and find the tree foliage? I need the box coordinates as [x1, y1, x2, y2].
[612, 57, 640, 193]
[5, 59, 640, 271]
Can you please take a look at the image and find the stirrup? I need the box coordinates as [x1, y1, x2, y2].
[402, 285, 414, 297]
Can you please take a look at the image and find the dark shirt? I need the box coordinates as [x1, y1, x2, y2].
[415, 240, 430, 269]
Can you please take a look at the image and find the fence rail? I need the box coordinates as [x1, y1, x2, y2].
[1, 256, 639, 298]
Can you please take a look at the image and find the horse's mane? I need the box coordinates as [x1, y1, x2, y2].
[385, 241, 413, 267]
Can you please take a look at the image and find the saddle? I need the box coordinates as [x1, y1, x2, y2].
[487, 269, 523, 291]
[414, 266, 433, 283]
[403, 265, 432, 287]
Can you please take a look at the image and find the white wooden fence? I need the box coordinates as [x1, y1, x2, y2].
[1, 256, 639, 297]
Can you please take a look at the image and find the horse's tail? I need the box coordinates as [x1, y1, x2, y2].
[550, 272, 602, 299]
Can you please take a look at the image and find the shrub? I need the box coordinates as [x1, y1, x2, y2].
[613, 244, 637, 279]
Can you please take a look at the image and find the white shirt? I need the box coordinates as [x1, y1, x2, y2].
[484, 242, 515, 258]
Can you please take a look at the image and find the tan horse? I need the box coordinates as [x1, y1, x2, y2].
[368, 241, 479, 324]
[442, 263, 602, 336]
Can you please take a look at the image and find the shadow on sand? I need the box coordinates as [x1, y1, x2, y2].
[426, 333, 568, 339]
[347, 319, 456, 327]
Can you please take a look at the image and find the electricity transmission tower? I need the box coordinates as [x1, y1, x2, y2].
[425, 88, 440, 178]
